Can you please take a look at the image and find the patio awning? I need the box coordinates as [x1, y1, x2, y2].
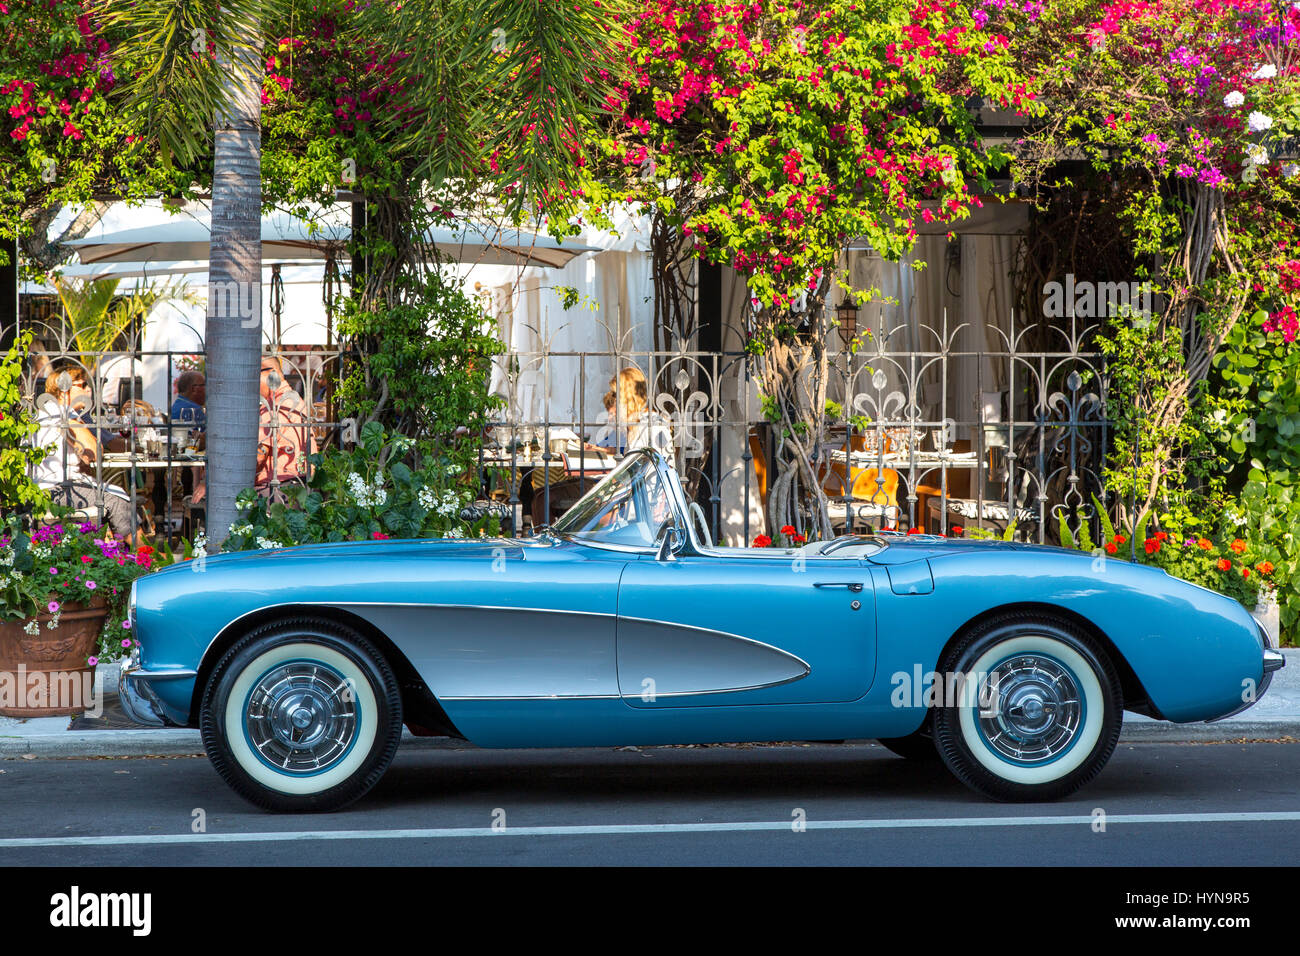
[67, 212, 600, 269]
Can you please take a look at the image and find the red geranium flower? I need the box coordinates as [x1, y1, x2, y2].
[907, 527, 922, 535]
[371, 532, 390, 540]
[1155, 531, 1168, 542]
[1197, 538, 1212, 550]
[1114, 534, 1127, 544]
[1242, 567, 1251, 579]
[791, 533, 806, 544]
[1256, 561, 1274, 575]
[780, 525, 796, 536]
[752, 534, 772, 547]
[1217, 558, 1232, 571]
[1104, 542, 1118, 554]
[950, 525, 964, 537]
[1143, 539, 1160, 554]
[1230, 538, 1246, 554]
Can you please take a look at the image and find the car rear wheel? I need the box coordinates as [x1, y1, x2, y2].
[932, 614, 1122, 802]
[200, 618, 403, 812]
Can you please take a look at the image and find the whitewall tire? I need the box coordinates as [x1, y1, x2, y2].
[200, 618, 403, 812]
[933, 614, 1122, 802]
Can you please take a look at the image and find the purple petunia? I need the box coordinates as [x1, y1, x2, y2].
[87, 656, 98, 667]
[86, 580, 97, 590]
[47, 601, 59, 614]
[121, 620, 131, 629]
[49, 567, 58, 575]
[121, 638, 132, 648]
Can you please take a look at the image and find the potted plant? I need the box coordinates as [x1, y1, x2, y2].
[0, 516, 153, 717]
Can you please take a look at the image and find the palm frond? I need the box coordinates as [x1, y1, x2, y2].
[94, 0, 291, 164]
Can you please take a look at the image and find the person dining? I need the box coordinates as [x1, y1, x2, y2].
[256, 355, 316, 500]
[528, 367, 672, 526]
[587, 367, 672, 457]
[31, 363, 141, 545]
[170, 371, 207, 438]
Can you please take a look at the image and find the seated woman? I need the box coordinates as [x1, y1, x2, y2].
[32, 364, 141, 545]
[529, 368, 673, 527]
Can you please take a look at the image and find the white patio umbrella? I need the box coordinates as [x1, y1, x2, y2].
[67, 212, 599, 268]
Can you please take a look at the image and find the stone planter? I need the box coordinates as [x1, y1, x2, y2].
[1251, 591, 1281, 646]
[0, 599, 107, 717]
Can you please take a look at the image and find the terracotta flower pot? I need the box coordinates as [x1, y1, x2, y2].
[0, 598, 107, 717]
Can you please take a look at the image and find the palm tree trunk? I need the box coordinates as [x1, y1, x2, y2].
[205, 30, 264, 552]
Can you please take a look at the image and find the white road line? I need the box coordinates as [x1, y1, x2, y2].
[2, 811, 1299, 848]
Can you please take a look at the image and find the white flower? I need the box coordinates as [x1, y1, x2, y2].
[46, 614, 60, 630]
[1251, 64, 1277, 80]
[23, 620, 39, 635]
[1245, 143, 1268, 166]
[370, 485, 387, 508]
[1223, 90, 1245, 108]
[345, 472, 369, 504]
[11, 570, 22, 580]
[1247, 111, 1273, 133]
[1284, 163, 1299, 179]
[418, 487, 436, 511]
[0, 549, 12, 566]
[445, 527, 465, 539]
[255, 537, 283, 551]
[228, 522, 253, 537]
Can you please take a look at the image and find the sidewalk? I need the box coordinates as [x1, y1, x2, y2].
[2, 651, 1296, 758]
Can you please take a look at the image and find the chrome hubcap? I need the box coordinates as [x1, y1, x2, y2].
[246, 662, 357, 773]
[976, 654, 1082, 763]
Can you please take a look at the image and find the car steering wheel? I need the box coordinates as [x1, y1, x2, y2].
[688, 502, 713, 548]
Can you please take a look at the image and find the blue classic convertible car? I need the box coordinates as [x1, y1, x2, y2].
[122, 450, 1284, 810]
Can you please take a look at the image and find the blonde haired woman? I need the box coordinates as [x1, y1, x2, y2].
[593, 367, 672, 457]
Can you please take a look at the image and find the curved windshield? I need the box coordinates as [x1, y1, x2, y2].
[552, 451, 679, 549]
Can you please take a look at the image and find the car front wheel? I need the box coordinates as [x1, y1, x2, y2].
[932, 614, 1122, 802]
[200, 618, 403, 812]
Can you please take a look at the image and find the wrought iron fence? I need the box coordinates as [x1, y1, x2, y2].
[13, 319, 347, 543]
[12, 312, 1116, 550]
[484, 312, 1114, 546]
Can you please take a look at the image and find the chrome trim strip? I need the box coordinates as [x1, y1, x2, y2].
[440, 694, 621, 701]
[1264, 648, 1285, 673]
[631, 672, 810, 698]
[121, 666, 198, 682]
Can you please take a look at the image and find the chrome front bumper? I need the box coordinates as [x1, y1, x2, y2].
[1205, 621, 1286, 723]
[118, 660, 196, 727]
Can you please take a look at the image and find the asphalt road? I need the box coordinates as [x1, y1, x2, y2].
[1, 740, 1297, 866]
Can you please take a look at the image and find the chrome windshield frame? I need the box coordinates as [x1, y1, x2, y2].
[550, 450, 692, 556]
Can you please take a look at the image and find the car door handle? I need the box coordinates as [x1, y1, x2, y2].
[814, 582, 864, 592]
